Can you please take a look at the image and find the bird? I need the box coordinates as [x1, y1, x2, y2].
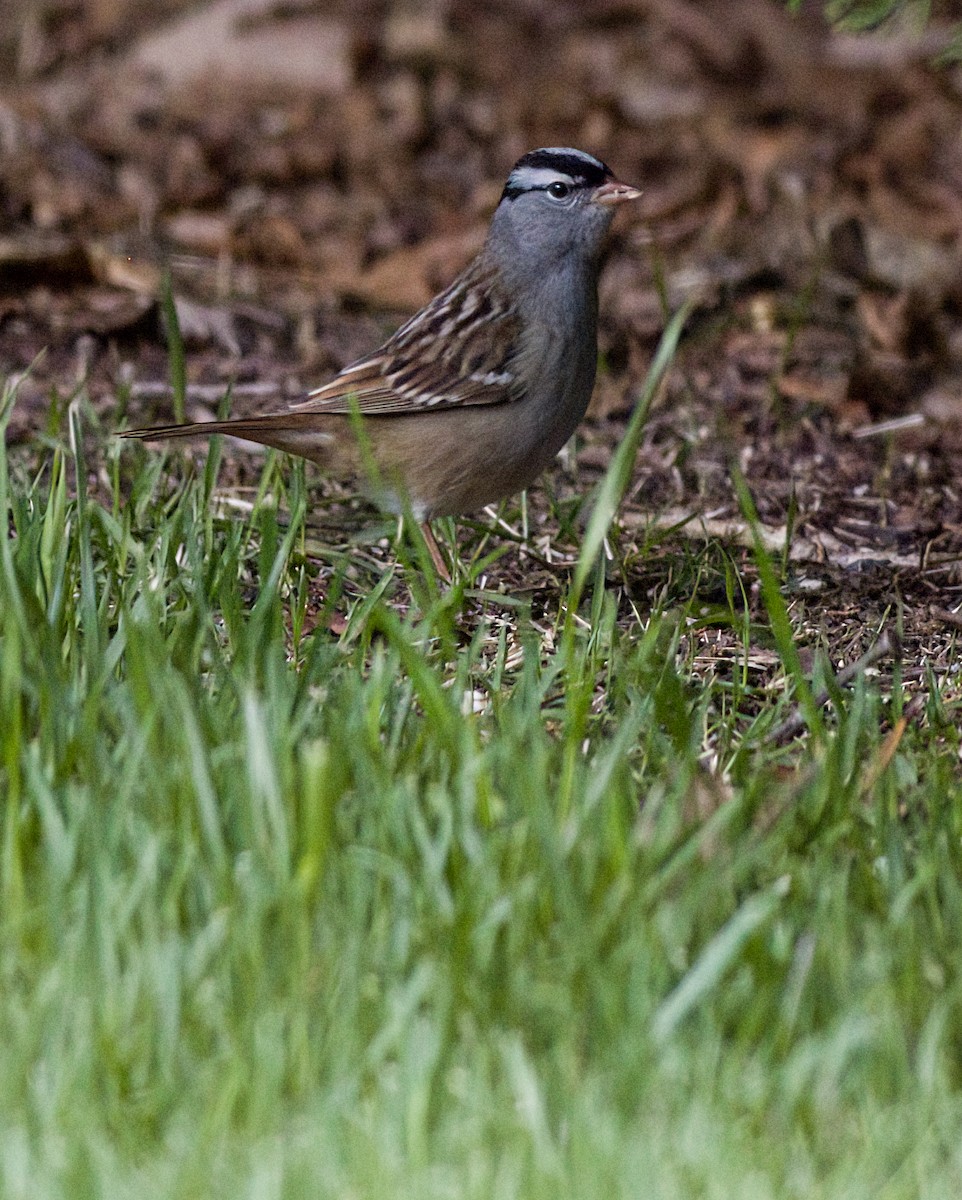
[121, 148, 641, 569]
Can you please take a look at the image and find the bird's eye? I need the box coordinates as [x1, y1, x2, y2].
[547, 181, 572, 200]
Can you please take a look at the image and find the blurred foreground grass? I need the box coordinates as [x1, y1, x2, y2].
[2, 371, 962, 1199]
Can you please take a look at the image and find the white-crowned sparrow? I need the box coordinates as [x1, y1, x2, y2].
[122, 148, 641, 521]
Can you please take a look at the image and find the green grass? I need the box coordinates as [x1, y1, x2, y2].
[3, 373, 962, 1198]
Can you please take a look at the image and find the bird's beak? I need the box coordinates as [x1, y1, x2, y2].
[591, 178, 642, 206]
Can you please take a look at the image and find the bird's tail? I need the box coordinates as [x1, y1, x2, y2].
[118, 413, 336, 463]
[121, 416, 280, 441]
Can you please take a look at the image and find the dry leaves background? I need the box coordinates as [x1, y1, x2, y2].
[2, 0, 962, 688]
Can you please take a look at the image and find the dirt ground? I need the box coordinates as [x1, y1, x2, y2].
[2, 0, 962, 699]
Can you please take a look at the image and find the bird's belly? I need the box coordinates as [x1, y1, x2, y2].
[368, 379, 591, 519]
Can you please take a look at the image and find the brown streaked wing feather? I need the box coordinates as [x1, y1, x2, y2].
[291, 258, 526, 417]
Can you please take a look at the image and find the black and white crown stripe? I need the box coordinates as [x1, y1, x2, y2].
[501, 148, 612, 201]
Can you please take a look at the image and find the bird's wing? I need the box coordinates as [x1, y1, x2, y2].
[290, 260, 527, 417]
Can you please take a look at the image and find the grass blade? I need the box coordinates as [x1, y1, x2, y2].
[571, 301, 692, 608]
[730, 465, 821, 741]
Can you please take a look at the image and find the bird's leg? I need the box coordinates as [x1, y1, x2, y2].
[394, 513, 452, 583]
[420, 521, 451, 583]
